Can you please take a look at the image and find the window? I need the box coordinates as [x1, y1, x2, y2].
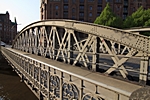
[72, 16, 75, 20]
[106, 0, 111, 2]
[56, 5, 58, 10]
[79, 12, 84, 17]
[97, 12, 101, 16]
[79, 5, 84, 10]
[56, 12, 58, 16]
[97, 6, 102, 11]
[89, 13, 92, 17]
[124, 1, 128, 5]
[63, 11, 68, 18]
[64, 5, 68, 10]
[90, 6, 92, 10]
[72, 8, 75, 13]
[123, 14, 127, 19]
[98, 0, 102, 3]
[123, 7, 128, 12]
[88, 0, 94, 1]
[80, 0, 84, 3]
[64, 0, 68, 3]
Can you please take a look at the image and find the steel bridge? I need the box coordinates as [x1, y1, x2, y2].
[1, 19, 150, 100]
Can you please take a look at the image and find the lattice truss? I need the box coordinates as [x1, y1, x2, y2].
[13, 20, 150, 82]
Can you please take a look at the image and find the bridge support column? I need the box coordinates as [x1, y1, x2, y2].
[52, 27, 57, 60]
[67, 30, 73, 64]
[92, 37, 100, 71]
[139, 54, 149, 85]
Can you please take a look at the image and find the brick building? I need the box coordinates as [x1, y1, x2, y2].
[0, 11, 17, 44]
[40, 0, 150, 22]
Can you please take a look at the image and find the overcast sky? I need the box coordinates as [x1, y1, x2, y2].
[0, 0, 40, 31]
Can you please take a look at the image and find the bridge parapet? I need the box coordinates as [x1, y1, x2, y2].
[2, 47, 142, 100]
[12, 20, 150, 84]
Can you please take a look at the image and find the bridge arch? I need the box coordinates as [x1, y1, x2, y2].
[12, 19, 150, 84]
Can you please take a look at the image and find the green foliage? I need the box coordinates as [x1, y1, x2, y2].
[94, 4, 150, 36]
[123, 6, 150, 36]
[144, 19, 150, 26]
[94, 3, 123, 28]
[143, 9, 150, 25]
[123, 6, 150, 28]
[123, 6, 145, 28]
[123, 16, 134, 28]
[132, 6, 144, 27]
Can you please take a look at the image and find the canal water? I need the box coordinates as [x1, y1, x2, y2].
[0, 53, 38, 100]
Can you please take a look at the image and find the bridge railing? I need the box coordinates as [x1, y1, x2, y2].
[1, 47, 131, 100]
[12, 20, 150, 84]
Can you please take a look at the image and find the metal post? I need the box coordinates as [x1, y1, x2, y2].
[60, 72, 63, 99]
[139, 55, 149, 85]
[92, 37, 100, 71]
[68, 30, 73, 64]
[52, 27, 56, 59]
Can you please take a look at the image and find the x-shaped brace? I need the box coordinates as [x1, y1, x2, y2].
[100, 37, 137, 78]
[73, 34, 95, 67]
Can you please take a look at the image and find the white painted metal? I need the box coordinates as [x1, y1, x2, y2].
[12, 20, 150, 84]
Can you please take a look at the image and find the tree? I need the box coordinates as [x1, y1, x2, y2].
[123, 16, 134, 28]
[143, 9, 150, 26]
[123, 7, 150, 36]
[94, 3, 123, 28]
[123, 6, 145, 28]
[144, 19, 150, 26]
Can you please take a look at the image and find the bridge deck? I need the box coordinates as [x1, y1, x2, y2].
[9, 48, 142, 95]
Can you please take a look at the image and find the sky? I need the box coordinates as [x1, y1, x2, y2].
[0, 0, 40, 31]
